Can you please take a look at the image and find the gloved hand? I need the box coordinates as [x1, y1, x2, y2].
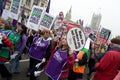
[34, 70, 43, 77]
[10, 54, 18, 59]
[35, 63, 42, 69]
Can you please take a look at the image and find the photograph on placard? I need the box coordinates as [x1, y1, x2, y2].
[99, 28, 111, 40]
[39, 12, 55, 30]
[26, 5, 45, 31]
[9, 0, 22, 20]
[89, 33, 97, 41]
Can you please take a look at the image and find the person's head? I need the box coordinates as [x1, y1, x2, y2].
[110, 38, 120, 48]
[2, 20, 12, 30]
[16, 22, 22, 32]
[41, 28, 51, 39]
[16, 22, 27, 35]
[61, 33, 67, 46]
[0, 17, 4, 26]
[59, 33, 70, 51]
[21, 24, 27, 35]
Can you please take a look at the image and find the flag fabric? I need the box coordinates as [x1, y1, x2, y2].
[81, 38, 91, 55]
[66, 22, 80, 31]
[46, 0, 51, 13]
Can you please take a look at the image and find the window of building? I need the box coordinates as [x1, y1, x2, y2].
[26, 0, 31, 6]
[33, 0, 39, 5]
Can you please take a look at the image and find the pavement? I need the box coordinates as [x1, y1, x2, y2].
[0, 54, 93, 80]
[0, 54, 48, 80]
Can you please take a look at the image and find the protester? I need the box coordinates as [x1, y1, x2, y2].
[68, 47, 88, 80]
[0, 18, 15, 80]
[93, 38, 120, 80]
[45, 33, 75, 80]
[28, 28, 52, 80]
[27, 29, 41, 76]
[0, 33, 14, 80]
[8, 22, 27, 74]
[87, 42, 101, 80]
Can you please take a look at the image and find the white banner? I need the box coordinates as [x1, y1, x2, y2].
[2, 9, 10, 20]
[67, 27, 86, 51]
[26, 6, 45, 31]
[39, 12, 55, 30]
[9, 0, 22, 20]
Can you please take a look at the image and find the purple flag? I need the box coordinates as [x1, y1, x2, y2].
[46, 0, 51, 13]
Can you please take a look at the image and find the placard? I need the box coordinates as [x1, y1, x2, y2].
[39, 12, 55, 30]
[99, 28, 111, 40]
[9, 0, 22, 20]
[89, 33, 97, 41]
[98, 28, 111, 43]
[26, 6, 45, 31]
[2, 9, 10, 20]
[67, 27, 86, 51]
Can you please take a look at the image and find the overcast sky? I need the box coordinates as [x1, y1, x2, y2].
[49, 0, 120, 37]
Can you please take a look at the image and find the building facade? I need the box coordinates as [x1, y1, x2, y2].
[90, 13, 102, 31]
[5, 0, 48, 21]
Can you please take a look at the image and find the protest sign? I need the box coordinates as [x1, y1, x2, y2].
[98, 28, 111, 43]
[40, 12, 55, 30]
[2, 9, 10, 20]
[54, 17, 63, 29]
[53, 12, 64, 29]
[84, 27, 92, 37]
[9, 0, 22, 20]
[89, 33, 97, 41]
[26, 6, 45, 31]
[67, 27, 86, 51]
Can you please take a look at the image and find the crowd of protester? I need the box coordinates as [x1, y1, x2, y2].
[0, 16, 120, 80]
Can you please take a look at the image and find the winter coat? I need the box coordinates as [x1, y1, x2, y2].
[93, 48, 120, 80]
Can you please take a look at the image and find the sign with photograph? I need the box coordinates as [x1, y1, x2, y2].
[98, 28, 111, 43]
[40, 12, 55, 30]
[89, 33, 97, 41]
[67, 27, 86, 51]
[9, 0, 22, 20]
[26, 6, 45, 31]
[99, 28, 111, 40]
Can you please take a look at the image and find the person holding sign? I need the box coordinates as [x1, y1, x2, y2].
[0, 33, 14, 80]
[28, 29, 52, 80]
[0, 18, 15, 80]
[93, 38, 120, 80]
[45, 33, 75, 80]
[8, 22, 27, 74]
[68, 38, 90, 80]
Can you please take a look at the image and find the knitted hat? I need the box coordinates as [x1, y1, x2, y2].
[111, 38, 120, 45]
